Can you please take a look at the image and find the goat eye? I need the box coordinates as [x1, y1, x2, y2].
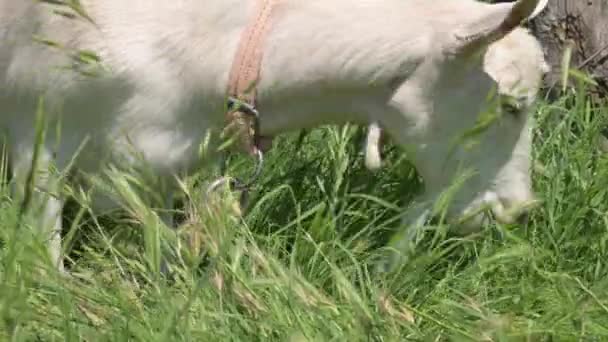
[501, 97, 522, 117]
[502, 103, 520, 117]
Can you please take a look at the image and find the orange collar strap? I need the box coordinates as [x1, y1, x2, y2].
[225, 0, 279, 156]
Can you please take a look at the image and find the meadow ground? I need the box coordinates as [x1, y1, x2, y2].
[1, 84, 608, 341]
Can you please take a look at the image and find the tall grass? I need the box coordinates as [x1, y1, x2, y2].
[1, 84, 608, 340]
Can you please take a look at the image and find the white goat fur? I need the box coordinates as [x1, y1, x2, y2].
[1, 0, 548, 271]
[365, 28, 550, 171]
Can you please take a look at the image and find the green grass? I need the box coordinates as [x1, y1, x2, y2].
[1, 86, 608, 341]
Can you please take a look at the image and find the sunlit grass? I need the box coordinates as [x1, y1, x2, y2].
[1, 86, 608, 340]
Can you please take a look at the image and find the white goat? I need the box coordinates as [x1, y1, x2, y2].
[1, 0, 549, 272]
[365, 25, 550, 268]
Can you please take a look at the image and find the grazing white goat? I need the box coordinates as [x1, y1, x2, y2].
[1, 0, 548, 272]
[364, 25, 550, 267]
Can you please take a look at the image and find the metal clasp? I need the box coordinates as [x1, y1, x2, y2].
[207, 148, 264, 194]
[227, 96, 260, 119]
[205, 96, 265, 215]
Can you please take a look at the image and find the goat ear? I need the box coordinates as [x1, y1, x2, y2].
[448, 0, 545, 58]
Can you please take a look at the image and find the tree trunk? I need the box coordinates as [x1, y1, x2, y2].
[527, 0, 608, 97]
